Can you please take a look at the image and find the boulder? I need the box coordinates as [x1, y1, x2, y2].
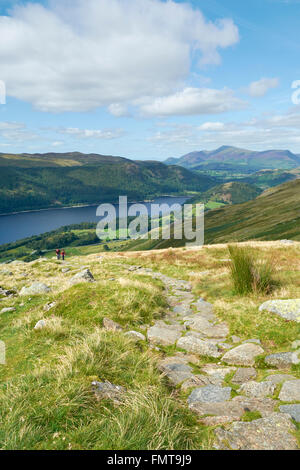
[222, 343, 264, 366]
[279, 380, 300, 402]
[265, 352, 300, 368]
[20, 282, 51, 296]
[259, 299, 300, 322]
[238, 381, 276, 399]
[231, 368, 257, 385]
[70, 269, 95, 284]
[188, 385, 232, 405]
[177, 335, 222, 358]
[279, 405, 300, 423]
[214, 413, 298, 450]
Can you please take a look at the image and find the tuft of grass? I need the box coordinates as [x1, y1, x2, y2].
[228, 245, 278, 295]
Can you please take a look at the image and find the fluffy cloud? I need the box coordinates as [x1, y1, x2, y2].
[140, 87, 246, 117]
[0, 121, 37, 141]
[0, 0, 239, 113]
[247, 78, 279, 97]
[59, 127, 124, 139]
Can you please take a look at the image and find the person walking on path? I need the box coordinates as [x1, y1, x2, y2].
[55, 249, 61, 260]
[61, 249, 66, 261]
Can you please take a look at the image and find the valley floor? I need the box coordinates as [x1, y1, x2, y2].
[0, 241, 299, 450]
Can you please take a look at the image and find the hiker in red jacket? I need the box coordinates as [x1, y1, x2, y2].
[55, 249, 61, 260]
[61, 249, 66, 261]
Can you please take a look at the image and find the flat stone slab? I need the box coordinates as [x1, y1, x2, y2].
[231, 368, 257, 385]
[147, 322, 183, 346]
[177, 336, 221, 358]
[201, 364, 236, 381]
[214, 413, 298, 450]
[238, 381, 276, 399]
[124, 331, 146, 341]
[188, 385, 232, 405]
[279, 380, 300, 402]
[265, 352, 300, 368]
[158, 361, 193, 386]
[181, 375, 214, 390]
[259, 299, 300, 322]
[280, 405, 300, 423]
[222, 343, 264, 366]
[185, 317, 229, 339]
[263, 374, 295, 385]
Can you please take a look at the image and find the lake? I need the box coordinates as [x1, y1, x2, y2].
[0, 196, 189, 245]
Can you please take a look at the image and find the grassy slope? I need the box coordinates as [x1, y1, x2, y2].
[0, 153, 216, 214]
[190, 181, 262, 205]
[0, 243, 299, 449]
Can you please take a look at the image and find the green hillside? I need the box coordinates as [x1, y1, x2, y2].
[190, 181, 262, 206]
[0, 153, 216, 214]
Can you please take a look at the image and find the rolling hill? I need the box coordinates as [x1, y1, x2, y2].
[0, 152, 216, 214]
[189, 181, 262, 206]
[165, 146, 300, 172]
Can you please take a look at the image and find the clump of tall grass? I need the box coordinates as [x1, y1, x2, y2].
[228, 245, 277, 295]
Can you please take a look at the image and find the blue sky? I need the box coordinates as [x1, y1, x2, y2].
[0, 0, 300, 159]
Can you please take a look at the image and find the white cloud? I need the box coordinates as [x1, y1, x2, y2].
[140, 87, 246, 117]
[247, 77, 279, 97]
[59, 127, 124, 140]
[198, 121, 225, 131]
[108, 104, 130, 118]
[0, 121, 37, 141]
[0, 0, 239, 113]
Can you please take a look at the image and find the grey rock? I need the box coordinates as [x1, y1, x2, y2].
[231, 368, 257, 385]
[20, 282, 51, 296]
[159, 362, 193, 386]
[292, 340, 300, 349]
[265, 352, 300, 368]
[177, 335, 221, 358]
[34, 320, 46, 330]
[103, 318, 123, 332]
[181, 375, 214, 390]
[222, 343, 264, 366]
[279, 380, 300, 402]
[264, 374, 295, 385]
[280, 239, 295, 245]
[201, 364, 236, 382]
[214, 413, 297, 450]
[124, 330, 145, 341]
[70, 269, 95, 284]
[61, 268, 70, 273]
[238, 381, 276, 398]
[92, 381, 125, 404]
[44, 301, 56, 312]
[147, 322, 182, 346]
[0, 287, 15, 297]
[231, 335, 241, 343]
[242, 339, 261, 345]
[259, 299, 300, 322]
[0, 307, 16, 314]
[188, 385, 232, 405]
[279, 405, 300, 423]
[185, 316, 229, 339]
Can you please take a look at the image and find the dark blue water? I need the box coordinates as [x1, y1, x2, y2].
[0, 197, 189, 245]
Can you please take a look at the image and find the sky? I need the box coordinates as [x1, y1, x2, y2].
[0, 0, 300, 160]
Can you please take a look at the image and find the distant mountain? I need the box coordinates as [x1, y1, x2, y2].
[0, 152, 216, 214]
[165, 146, 300, 171]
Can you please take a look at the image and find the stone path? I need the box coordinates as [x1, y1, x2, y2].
[124, 265, 300, 450]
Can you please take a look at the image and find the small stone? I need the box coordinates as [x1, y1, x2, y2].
[70, 269, 95, 284]
[44, 301, 56, 312]
[238, 381, 276, 398]
[147, 322, 183, 346]
[242, 339, 261, 345]
[185, 317, 229, 339]
[214, 413, 297, 450]
[159, 362, 194, 386]
[222, 343, 264, 366]
[264, 374, 295, 385]
[291, 340, 300, 350]
[279, 405, 300, 423]
[0, 307, 16, 314]
[188, 385, 232, 405]
[265, 352, 300, 369]
[201, 364, 236, 381]
[181, 375, 213, 390]
[34, 320, 46, 330]
[20, 282, 51, 296]
[259, 299, 300, 322]
[61, 268, 70, 273]
[124, 331, 146, 341]
[92, 381, 125, 404]
[279, 380, 300, 402]
[103, 318, 123, 332]
[231, 368, 257, 385]
[231, 335, 241, 343]
[177, 335, 221, 358]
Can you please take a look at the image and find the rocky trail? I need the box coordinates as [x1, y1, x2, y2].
[96, 264, 300, 450]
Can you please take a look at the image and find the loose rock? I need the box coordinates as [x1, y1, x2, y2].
[222, 343, 264, 366]
[70, 269, 95, 284]
[124, 331, 146, 341]
[92, 381, 125, 404]
[103, 318, 123, 332]
[177, 335, 222, 358]
[279, 380, 300, 402]
[238, 381, 276, 399]
[231, 368, 257, 385]
[188, 385, 232, 405]
[20, 282, 51, 296]
[279, 405, 300, 423]
[265, 352, 300, 368]
[259, 299, 300, 322]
